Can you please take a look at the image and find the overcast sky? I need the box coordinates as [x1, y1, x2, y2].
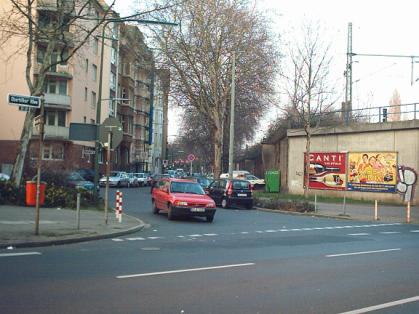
[109, 0, 419, 137]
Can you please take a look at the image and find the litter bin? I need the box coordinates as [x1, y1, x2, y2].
[26, 181, 46, 206]
[265, 170, 280, 193]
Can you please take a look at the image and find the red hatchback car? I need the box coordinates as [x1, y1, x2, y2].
[151, 178, 217, 222]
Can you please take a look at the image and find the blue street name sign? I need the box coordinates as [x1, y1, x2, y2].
[7, 93, 41, 108]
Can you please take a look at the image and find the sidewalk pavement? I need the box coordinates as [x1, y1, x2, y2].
[259, 201, 419, 224]
[0, 205, 145, 249]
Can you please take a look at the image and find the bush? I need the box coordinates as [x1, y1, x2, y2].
[0, 181, 26, 205]
[255, 197, 314, 213]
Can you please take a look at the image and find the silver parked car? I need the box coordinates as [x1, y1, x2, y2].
[133, 173, 148, 187]
[99, 171, 130, 187]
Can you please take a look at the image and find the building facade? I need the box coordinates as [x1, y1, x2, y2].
[0, 1, 168, 179]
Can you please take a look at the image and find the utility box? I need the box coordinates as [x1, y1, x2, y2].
[265, 170, 280, 193]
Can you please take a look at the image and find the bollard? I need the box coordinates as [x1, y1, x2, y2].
[342, 194, 347, 216]
[314, 194, 317, 213]
[115, 190, 123, 223]
[407, 201, 411, 224]
[76, 193, 80, 230]
[374, 200, 378, 221]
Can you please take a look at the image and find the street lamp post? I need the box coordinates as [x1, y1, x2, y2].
[93, 16, 178, 199]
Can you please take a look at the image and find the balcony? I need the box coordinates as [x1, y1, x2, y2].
[37, 0, 75, 13]
[32, 125, 69, 140]
[33, 63, 73, 79]
[44, 93, 71, 110]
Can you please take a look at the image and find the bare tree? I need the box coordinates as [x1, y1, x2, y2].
[389, 89, 401, 121]
[148, 0, 279, 178]
[0, 0, 117, 187]
[280, 22, 337, 198]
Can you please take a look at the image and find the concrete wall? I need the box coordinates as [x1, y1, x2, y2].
[285, 121, 419, 204]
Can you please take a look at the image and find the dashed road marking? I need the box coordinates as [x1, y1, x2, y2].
[410, 230, 419, 233]
[112, 238, 124, 242]
[380, 232, 400, 235]
[147, 237, 163, 240]
[203, 233, 218, 236]
[0, 252, 41, 257]
[338, 295, 419, 314]
[126, 237, 146, 241]
[326, 248, 401, 258]
[348, 233, 370, 236]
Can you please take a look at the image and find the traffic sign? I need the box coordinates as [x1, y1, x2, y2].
[8, 93, 41, 108]
[187, 154, 195, 162]
[99, 117, 123, 150]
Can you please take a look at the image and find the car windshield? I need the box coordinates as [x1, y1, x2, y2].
[110, 172, 120, 177]
[232, 180, 250, 189]
[197, 177, 211, 187]
[170, 182, 205, 195]
[246, 175, 257, 180]
[68, 172, 84, 181]
[135, 173, 145, 178]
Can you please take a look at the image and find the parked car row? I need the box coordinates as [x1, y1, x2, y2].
[99, 171, 152, 188]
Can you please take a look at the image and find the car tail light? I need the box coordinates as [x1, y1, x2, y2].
[250, 184, 254, 191]
[227, 181, 233, 196]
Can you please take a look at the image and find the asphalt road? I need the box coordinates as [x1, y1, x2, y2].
[1, 186, 419, 314]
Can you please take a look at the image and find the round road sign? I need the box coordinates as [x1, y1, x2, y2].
[187, 154, 195, 162]
[99, 117, 123, 149]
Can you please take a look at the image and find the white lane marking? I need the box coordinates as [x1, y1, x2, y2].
[264, 230, 277, 233]
[256, 231, 264, 233]
[326, 248, 401, 258]
[338, 295, 419, 314]
[188, 234, 202, 237]
[0, 252, 41, 257]
[348, 233, 370, 236]
[240, 231, 249, 234]
[203, 233, 218, 236]
[410, 230, 419, 233]
[112, 238, 124, 242]
[279, 229, 289, 231]
[177, 235, 185, 238]
[380, 232, 401, 235]
[117, 263, 255, 279]
[126, 237, 145, 241]
[301, 228, 313, 231]
[141, 247, 160, 251]
[147, 237, 163, 240]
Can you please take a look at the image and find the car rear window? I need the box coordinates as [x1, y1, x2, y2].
[232, 180, 250, 189]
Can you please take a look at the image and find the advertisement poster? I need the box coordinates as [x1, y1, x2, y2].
[347, 152, 398, 193]
[305, 152, 347, 190]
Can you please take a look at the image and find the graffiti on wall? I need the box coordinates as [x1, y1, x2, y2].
[396, 166, 417, 202]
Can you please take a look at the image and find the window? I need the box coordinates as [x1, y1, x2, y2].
[57, 111, 65, 126]
[91, 92, 96, 109]
[110, 72, 116, 90]
[37, 46, 46, 63]
[85, 59, 89, 73]
[45, 111, 66, 127]
[111, 47, 117, 64]
[44, 79, 67, 95]
[93, 38, 99, 55]
[92, 64, 97, 81]
[42, 144, 64, 160]
[84, 87, 88, 101]
[91, 119, 95, 124]
[83, 116, 87, 123]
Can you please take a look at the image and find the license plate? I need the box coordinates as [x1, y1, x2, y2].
[191, 208, 205, 212]
[237, 193, 247, 197]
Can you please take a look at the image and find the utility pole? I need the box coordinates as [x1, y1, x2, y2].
[344, 22, 353, 125]
[34, 96, 45, 235]
[228, 52, 236, 180]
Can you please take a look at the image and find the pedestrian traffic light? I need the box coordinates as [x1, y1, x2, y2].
[382, 108, 388, 122]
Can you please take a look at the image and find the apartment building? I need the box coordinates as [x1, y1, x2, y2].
[0, 1, 168, 178]
[149, 69, 170, 174]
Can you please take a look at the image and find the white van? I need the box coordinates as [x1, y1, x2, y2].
[219, 170, 250, 179]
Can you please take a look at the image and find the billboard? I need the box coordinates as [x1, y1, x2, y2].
[347, 152, 397, 193]
[305, 152, 347, 190]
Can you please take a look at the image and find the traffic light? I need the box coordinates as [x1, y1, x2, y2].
[382, 108, 388, 122]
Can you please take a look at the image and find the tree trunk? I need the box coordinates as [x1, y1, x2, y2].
[304, 128, 311, 199]
[11, 111, 35, 187]
[213, 125, 222, 179]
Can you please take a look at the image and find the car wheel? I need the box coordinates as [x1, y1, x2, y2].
[245, 201, 253, 210]
[206, 214, 214, 223]
[221, 198, 229, 209]
[152, 200, 159, 215]
[117, 181, 121, 188]
[167, 204, 175, 220]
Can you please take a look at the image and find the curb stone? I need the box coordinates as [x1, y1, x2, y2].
[0, 213, 146, 249]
